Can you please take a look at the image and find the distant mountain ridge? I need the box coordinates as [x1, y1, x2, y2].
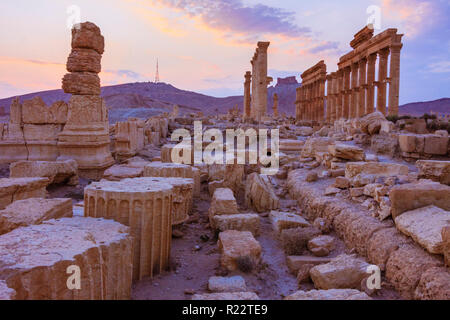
[0, 82, 448, 123]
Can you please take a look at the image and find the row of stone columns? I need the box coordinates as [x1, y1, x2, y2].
[298, 27, 403, 124]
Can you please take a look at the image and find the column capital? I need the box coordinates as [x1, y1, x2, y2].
[379, 47, 390, 57]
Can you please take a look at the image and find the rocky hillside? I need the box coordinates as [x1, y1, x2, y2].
[0, 81, 447, 122]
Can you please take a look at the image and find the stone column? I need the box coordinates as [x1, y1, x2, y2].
[388, 41, 402, 116]
[250, 56, 256, 119]
[243, 71, 251, 120]
[343, 67, 351, 119]
[358, 58, 367, 117]
[366, 53, 377, 114]
[377, 47, 390, 115]
[326, 75, 332, 123]
[319, 78, 326, 123]
[256, 42, 270, 121]
[336, 70, 343, 119]
[272, 93, 279, 118]
[350, 62, 359, 119]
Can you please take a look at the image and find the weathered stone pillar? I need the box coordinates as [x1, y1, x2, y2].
[336, 70, 344, 119]
[358, 58, 367, 117]
[350, 62, 359, 119]
[272, 93, 279, 117]
[331, 72, 337, 122]
[256, 42, 270, 121]
[388, 40, 403, 116]
[58, 22, 114, 180]
[319, 78, 326, 122]
[366, 53, 377, 114]
[326, 75, 332, 123]
[377, 47, 390, 115]
[343, 67, 351, 119]
[250, 56, 256, 119]
[243, 71, 251, 120]
[295, 87, 301, 121]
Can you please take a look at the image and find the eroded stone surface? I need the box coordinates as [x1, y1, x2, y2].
[218, 230, 261, 271]
[0, 217, 132, 300]
[395, 205, 450, 254]
[10, 160, 78, 185]
[270, 211, 310, 234]
[0, 178, 49, 210]
[0, 198, 72, 235]
[245, 173, 279, 213]
[208, 276, 247, 293]
[212, 213, 260, 236]
[192, 292, 260, 300]
[285, 289, 371, 300]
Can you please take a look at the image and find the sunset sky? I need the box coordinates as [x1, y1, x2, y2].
[0, 0, 449, 104]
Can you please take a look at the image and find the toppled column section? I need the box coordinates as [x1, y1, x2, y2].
[0, 217, 133, 300]
[58, 22, 114, 179]
[84, 177, 173, 280]
[0, 178, 49, 210]
[0, 198, 72, 235]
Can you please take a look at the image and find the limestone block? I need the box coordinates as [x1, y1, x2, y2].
[416, 160, 450, 185]
[115, 120, 139, 158]
[209, 188, 238, 216]
[207, 164, 244, 196]
[23, 124, 62, 141]
[345, 162, 409, 179]
[218, 230, 261, 271]
[0, 217, 132, 300]
[212, 213, 260, 236]
[367, 227, 412, 271]
[192, 292, 259, 300]
[334, 176, 350, 189]
[386, 243, 443, 299]
[63, 95, 107, 125]
[10, 160, 78, 185]
[424, 135, 449, 155]
[310, 254, 371, 290]
[389, 180, 450, 218]
[443, 226, 450, 267]
[84, 178, 174, 280]
[103, 165, 144, 181]
[62, 72, 101, 95]
[399, 134, 417, 153]
[285, 289, 371, 300]
[414, 267, 450, 300]
[208, 276, 247, 293]
[270, 211, 310, 234]
[67, 48, 102, 73]
[71, 21, 105, 54]
[245, 173, 279, 213]
[286, 256, 332, 275]
[301, 137, 334, 158]
[395, 205, 450, 254]
[0, 198, 72, 235]
[328, 144, 365, 161]
[161, 144, 193, 164]
[144, 161, 192, 178]
[0, 178, 49, 210]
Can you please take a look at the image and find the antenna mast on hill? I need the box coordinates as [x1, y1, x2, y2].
[155, 58, 160, 83]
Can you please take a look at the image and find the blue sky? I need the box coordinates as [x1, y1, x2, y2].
[0, 0, 448, 104]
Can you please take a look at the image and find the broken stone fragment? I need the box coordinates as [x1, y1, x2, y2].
[0, 198, 72, 235]
[67, 48, 101, 73]
[310, 254, 371, 290]
[416, 160, 450, 185]
[395, 205, 450, 255]
[71, 21, 105, 54]
[345, 162, 409, 179]
[270, 211, 310, 234]
[308, 235, 335, 257]
[389, 180, 450, 218]
[285, 289, 371, 300]
[244, 173, 279, 213]
[0, 177, 49, 210]
[192, 292, 260, 300]
[10, 160, 78, 186]
[218, 230, 261, 272]
[62, 72, 101, 95]
[212, 213, 260, 236]
[208, 276, 247, 293]
[328, 144, 365, 161]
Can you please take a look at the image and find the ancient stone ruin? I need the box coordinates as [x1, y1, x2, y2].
[0, 22, 448, 302]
